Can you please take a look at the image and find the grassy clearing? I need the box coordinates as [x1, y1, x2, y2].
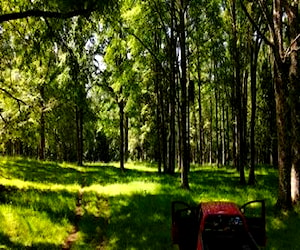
[0, 157, 299, 249]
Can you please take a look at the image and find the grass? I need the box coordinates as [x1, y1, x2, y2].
[0, 156, 299, 249]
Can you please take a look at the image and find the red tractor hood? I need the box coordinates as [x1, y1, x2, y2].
[200, 202, 246, 231]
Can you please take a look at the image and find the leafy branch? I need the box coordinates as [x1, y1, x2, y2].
[0, 8, 96, 23]
[0, 87, 27, 111]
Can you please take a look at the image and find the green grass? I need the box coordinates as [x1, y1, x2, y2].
[0, 157, 299, 249]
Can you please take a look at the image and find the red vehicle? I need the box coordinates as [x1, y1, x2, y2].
[172, 200, 266, 250]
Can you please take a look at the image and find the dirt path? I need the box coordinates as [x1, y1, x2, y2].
[62, 188, 84, 250]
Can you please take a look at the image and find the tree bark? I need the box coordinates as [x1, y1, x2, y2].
[197, 60, 203, 165]
[168, 0, 176, 174]
[179, 0, 189, 189]
[124, 114, 129, 162]
[153, 28, 162, 173]
[119, 99, 125, 171]
[274, 63, 292, 209]
[39, 84, 45, 161]
[76, 106, 83, 166]
[215, 82, 219, 167]
[272, 0, 293, 209]
[221, 98, 226, 166]
[209, 97, 213, 164]
[287, 1, 300, 203]
[231, 0, 245, 184]
[249, 38, 260, 184]
[241, 71, 248, 182]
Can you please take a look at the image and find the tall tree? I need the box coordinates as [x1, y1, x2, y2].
[241, 0, 299, 208]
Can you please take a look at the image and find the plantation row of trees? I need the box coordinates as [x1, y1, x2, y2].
[0, 0, 299, 209]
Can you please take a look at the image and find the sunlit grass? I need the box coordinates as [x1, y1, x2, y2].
[85, 181, 160, 197]
[0, 204, 72, 249]
[0, 157, 299, 249]
[0, 177, 81, 193]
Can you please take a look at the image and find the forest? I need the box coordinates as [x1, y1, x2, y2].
[0, 0, 299, 214]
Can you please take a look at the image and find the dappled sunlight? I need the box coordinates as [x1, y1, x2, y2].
[106, 193, 175, 250]
[84, 181, 160, 196]
[0, 177, 81, 193]
[124, 161, 159, 172]
[0, 157, 83, 186]
[266, 210, 300, 249]
[0, 204, 71, 248]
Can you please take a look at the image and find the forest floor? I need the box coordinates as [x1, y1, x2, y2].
[0, 157, 299, 249]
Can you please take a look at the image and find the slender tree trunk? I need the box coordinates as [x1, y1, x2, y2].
[119, 99, 125, 171]
[231, 0, 245, 184]
[248, 30, 262, 184]
[179, 0, 189, 189]
[155, 69, 162, 173]
[193, 107, 198, 163]
[169, 0, 176, 174]
[161, 91, 168, 173]
[39, 84, 45, 161]
[270, 59, 278, 167]
[215, 85, 219, 167]
[197, 65, 203, 165]
[222, 100, 226, 166]
[241, 71, 248, 181]
[76, 106, 83, 166]
[154, 29, 162, 173]
[177, 76, 183, 170]
[124, 114, 129, 162]
[40, 111, 45, 160]
[226, 104, 230, 165]
[156, 91, 162, 173]
[287, 2, 300, 203]
[210, 98, 213, 164]
[249, 46, 257, 184]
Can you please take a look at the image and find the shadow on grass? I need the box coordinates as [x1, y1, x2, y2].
[107, 193, 195, 250]
[266, 208, 300, 249]
[82, 165, 171, 186]
[0, 232, 61, 250]
[0, 186, 77, 223]
[0, 186, 76, 249]
[0, 158, 82, 185]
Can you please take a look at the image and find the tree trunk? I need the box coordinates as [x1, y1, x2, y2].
[39, 84, 45, 161]
[169, 0, 176, 174]
[232, 0, 245, 184]
[270, 63, 278, 167]
[76, 106, 83, 166]
[119, 99, 125, 171]
[179, 0, 189, 189]
[226, 104, 230, 165]
[215, 84, 219, 167]
[161, 89, 168, 173]
[197, 65, 203, 165]
[274, 63, 292, 209]
[287, 2, 300, 203]
[221, 99, 226, 166]
[249, 44, 257, 184]
[154, 29, 162, 173]
[272, 0, 292, 209]
[241, 71, 248, 182]
[210, 98, 213, 164]
[155, 68, 162, 173]
[124, 114, 129, 162]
